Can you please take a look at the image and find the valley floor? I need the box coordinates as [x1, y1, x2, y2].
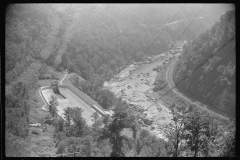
[104, 52, 175, 140]
[104, 40, 230, 140]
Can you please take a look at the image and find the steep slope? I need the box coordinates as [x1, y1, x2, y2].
[173, 10, 235, 118]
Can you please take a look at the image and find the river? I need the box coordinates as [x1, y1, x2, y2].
[104, 51, 178, 140]
[104, 39, 230, 140]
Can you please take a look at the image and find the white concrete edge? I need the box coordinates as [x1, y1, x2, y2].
[39, 86, 50, 111]
[39, 72, 92, 125]
[59, 72, 68, 85]
[39, 71, 110, 125]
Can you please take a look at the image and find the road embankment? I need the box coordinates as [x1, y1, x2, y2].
[166, 58, 229, 120]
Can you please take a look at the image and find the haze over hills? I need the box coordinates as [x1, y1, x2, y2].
[6, 4, 233, 83]
[5, 4, 235, 157]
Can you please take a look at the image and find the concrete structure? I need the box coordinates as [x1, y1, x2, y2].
[51, 81, 61, 94]
[92, 104, 107, 117]
[40, 73, 114, 126]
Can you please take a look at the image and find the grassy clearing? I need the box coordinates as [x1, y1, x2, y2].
[69, 73, 85, 84]
[39, 70, 65, 87]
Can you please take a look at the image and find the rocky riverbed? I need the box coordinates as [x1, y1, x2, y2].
[104, 41, 187, 140]
[104, 52, 177, 140]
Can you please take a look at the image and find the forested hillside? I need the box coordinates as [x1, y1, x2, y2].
[58, 3, 232, 83]
[173, 10, 235, 118]
[5, 4, 235, 157]
[6, 4, 232, 85]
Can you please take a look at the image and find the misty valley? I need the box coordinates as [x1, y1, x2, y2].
[5, 3, 235, 157]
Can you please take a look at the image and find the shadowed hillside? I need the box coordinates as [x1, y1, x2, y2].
[173, 10, 235, 118]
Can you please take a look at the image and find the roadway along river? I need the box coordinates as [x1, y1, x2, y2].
[166, 54, 229, 120]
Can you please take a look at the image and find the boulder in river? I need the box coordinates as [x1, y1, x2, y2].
[141, 117, 153, 126]
[127, 85, 132, 89]
[151, 125, 156, 130]
[138, 120, 143, 125]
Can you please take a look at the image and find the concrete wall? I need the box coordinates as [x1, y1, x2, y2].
[58, 85, 107, 117]
[41, 85, 108, 118]
[40, 86, 63, 120]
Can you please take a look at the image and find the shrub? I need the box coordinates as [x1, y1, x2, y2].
[45, 115, 52, 120]
[59, 67, 64, 72]
[52, 73, 59, 80]
[32, 130, 39, 135]
[45, 119, 53, 125]
[142, 118, 153, 126]
[41, 74, 52, 80]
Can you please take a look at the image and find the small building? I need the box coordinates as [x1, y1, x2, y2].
[51, 81, 60, 94]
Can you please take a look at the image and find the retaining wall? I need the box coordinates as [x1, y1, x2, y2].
[58, 85, 107, 117]
[41, 85, 107, 118]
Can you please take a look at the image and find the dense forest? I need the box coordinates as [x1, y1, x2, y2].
[173, 10, 235, 118]
[5, 4, 235, 157]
